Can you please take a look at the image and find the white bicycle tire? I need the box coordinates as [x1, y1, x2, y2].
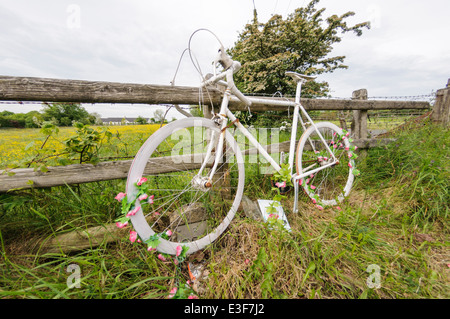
[296, 121, 355, 207]
[126, 117, 245, 255]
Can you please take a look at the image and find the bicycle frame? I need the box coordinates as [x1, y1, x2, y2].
[197, 63, 339, 211]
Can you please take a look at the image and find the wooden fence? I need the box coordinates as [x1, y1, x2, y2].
[0, 75, 448, 193]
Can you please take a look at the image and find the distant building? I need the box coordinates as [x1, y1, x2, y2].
[100, 117, 149, 125]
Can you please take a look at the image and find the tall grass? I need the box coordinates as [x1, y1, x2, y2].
[0, 120, 448, 299]
[358, 120, 449, 224]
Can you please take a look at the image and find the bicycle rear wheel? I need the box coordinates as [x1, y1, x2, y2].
[126, 117, 244, 255]
[296, 122, 355, 207]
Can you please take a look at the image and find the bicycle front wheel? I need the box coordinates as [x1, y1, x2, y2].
[296, 122, 355, 207]
[126, 117, 245, 255]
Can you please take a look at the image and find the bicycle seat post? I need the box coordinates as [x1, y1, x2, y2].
[285, 72, 316, 103]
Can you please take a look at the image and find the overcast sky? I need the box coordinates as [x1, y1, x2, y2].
[0, 0, 449, 118]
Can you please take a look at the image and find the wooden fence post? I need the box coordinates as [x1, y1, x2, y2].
[202, 104, 214, 119]
[351, 89, 368, 139]
[431, 79, 450, 127]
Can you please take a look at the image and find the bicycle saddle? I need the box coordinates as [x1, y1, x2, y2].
[285, 71, 316, 82]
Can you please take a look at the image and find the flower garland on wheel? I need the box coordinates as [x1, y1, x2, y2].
[114, 177, 196, 299]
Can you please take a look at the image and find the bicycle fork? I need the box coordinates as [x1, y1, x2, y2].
[195, 88, 236, 190]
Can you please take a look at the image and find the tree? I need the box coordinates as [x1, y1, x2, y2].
[25, 111, 43, 128]
[189, 107, 203, 117]
[89, 112, 103, 125]
[228, 0, 370, 97]
[135, 116, 148, 124]
[41, 102, 94, 126]
[152, 109, 166, 124]
[0, 110, 42, 128]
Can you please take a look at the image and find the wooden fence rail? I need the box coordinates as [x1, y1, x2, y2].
[1, 75, 447, 193]
[0, 75, 430, 111]
[0, 138, 395, 193]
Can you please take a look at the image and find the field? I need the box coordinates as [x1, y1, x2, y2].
[0, 120, 449, 299]
[0, 124, 162, 169]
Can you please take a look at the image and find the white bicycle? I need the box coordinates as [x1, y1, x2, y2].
[125, 30, 356, 255]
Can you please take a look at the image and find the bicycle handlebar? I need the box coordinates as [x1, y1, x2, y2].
[201, 52, 252, 107]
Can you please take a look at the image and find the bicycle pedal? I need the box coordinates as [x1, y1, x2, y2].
[279, 185, 292, 195]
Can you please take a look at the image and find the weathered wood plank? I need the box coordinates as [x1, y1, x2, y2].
[0, 75, 222, 105]
[36, 222, 130, 254]
[0, 154, 208, 192]
[238, 97, 430, 111]
[36, 195, 258, 254]
[0, 76, 431, 111]
[0, 138, 395, 193]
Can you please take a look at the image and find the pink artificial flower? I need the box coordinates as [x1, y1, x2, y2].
[126, 206, 140, 217]
[312, 198, 317, 204]
[348, 162, 353, 168]
[268, 213, 279, 219]
[148, 195, 155, 204]
[114, 192, 126, 202]
[354, 146, 358, 150]
[336, 206, 342, 211]
[311, 185, 316, 190]
[147, 246, 156, 252]
[165, 230, 172, 237]
[316, 205, 324, 210]
[138, 193, 148, 201]
[318, 156, 323, 162]
[173, 258, 179, 265]
[345, 146, 349, 151]
[157, 254, 166, 261]
[154, 211, 160, 216]
[116, 221, 128, 229]
[348, 153, 353, 158]
[298, 179, 303, 186]
[275, 181, 286, 188]
[244, 258, 250, 265]
[167, 287, 177, 299]
[333, 144, 337, 149]
[346, 132, 350, 137]
[342, 136, 346, 140]
[137, 177, 148, 186]
[188, 295, 199, 299]
[306, 178, 310, 184]
[176, 245, 182, 257]
[129, 230, 137, 243]
[310, 174, 314, 178]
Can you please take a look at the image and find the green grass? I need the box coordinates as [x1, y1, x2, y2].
[0, 120, 449, 299]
